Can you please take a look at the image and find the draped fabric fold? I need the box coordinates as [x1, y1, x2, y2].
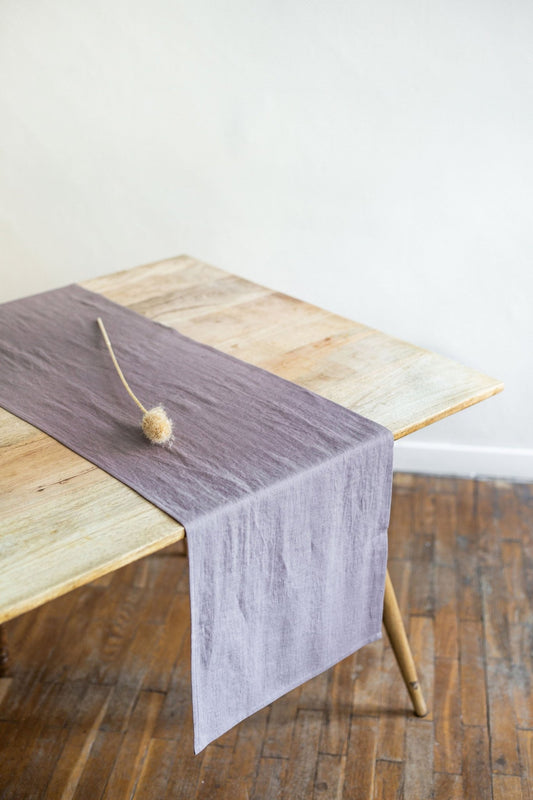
[0, 285, 393, 752]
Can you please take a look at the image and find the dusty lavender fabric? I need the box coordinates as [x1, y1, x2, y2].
[0, 284, 393, 752]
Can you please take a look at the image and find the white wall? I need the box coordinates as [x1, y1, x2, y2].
[1, 1, 532, 479]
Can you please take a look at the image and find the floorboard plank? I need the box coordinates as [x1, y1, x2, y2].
[342, 716, 378, 800]
[462, 725, 492, 800]
[460, 620, 488, 727]
[374, 759, 404, 799]
[433, 657, 462, 773]
[404, 718, 434, 800]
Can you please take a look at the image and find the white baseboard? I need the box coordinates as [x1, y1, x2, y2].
[393, 441, 533, 481]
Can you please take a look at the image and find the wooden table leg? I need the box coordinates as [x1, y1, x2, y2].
[383, 570, 428, 717]
[0, 624, 9, 677]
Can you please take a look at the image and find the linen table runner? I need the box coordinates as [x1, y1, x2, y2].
[0, 284, 393, 752]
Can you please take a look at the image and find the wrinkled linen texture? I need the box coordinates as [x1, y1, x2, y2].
[0, 284, 394, 752]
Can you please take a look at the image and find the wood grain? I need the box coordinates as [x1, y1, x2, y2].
[0, 474, 530, 799]
[0, 254, 503, 624]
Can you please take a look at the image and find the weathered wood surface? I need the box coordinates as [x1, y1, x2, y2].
[0, 475, 530, 800]
[0, 255, 503, 623]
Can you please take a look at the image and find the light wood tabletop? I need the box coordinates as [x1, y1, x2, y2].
[0, 255, 503, 625]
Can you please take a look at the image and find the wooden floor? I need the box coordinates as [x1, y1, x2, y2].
[0, 474, 532, 800]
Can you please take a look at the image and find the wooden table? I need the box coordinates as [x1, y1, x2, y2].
[0, 254, 503, 716]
